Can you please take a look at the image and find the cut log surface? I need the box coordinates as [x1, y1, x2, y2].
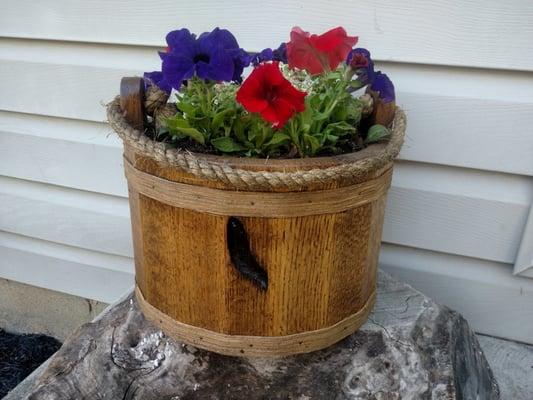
[7, 272, 500, 399]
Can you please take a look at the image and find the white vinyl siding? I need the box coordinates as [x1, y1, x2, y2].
[0, 0, 532, 342]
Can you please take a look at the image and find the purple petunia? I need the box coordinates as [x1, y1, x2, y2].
[346, 48, 371, 69]
[144, 27, 250, 92]
[273, 43, 288, 63]
[370, 72, 395, 104]
[346, 48, 375, 85]
[346, 48, 395, 103]
[143, 71, 172, 93]
[250, 48, 274, 66]
[250, 43, 288, 66]
[231, 48, 251, 82]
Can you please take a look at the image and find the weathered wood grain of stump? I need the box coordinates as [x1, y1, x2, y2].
[6, 271, 500, 399]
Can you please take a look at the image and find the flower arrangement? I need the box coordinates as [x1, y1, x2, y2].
[143, 26, 396, 158]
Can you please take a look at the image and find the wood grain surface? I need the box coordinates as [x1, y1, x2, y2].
[136, 285, 376, 356]
[124, 156, 392, 217]
[120, 76, 144, 130]
[126, 142, 390, 341]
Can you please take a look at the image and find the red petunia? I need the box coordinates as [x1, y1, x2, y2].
[236, 61, 306, 128]
[287, 26, 358, 75]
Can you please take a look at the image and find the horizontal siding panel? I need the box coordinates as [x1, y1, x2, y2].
[384, 163, 532, 264]
[0, 60, 135, 121]
[397, 93, 533, 176]
[0, 131, 126, 196]
[3, 102, 533, 180]
[391, 161, 533, 204]
[1, 56, 532, 175]
[1, 0, 532, 71]
[0, 231, 134, 303]
[0, 109, 122, 145]
[0, 38, 156, 70]
[3, 109, 533, 197]
[0, 231, 133, 275]
[4, 38, 532, 103]
[0, 176, 132, 257]
[0, 165, 530, 264]
[380, 244, 533, 344]
[383, 187, 529, 263]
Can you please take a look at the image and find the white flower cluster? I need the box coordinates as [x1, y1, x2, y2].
[212, 82, 238, 106]
[279, 63, 315, 94]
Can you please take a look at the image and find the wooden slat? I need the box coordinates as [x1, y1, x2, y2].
[0, 111, 126, 196]
[0, 163, 530, 264]
[2, 236, 533, 343]
[396, 93, 533, 176]
[383, 187, 529, 263]
[380, 243, 533, 344]
[383, 163, 532, 264]
[0, 176, 132, 257]
[0, 128, 126, 197]
[0, 231, 134, 303]
[3, 38, 532, 103]
[123, 157, 393, 217]
[3, 109, 532, 204]
[1, 53, 532, 175]
[392, 161, 533, 204]
[0, 60, 136, 121]
[0, 38, 157, 70]
[0, 0, 532, 71]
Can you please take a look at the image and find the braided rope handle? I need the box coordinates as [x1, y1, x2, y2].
[109, 78, 406, 191]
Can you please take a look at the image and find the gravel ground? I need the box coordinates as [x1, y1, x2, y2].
[478, 334, 533, 400]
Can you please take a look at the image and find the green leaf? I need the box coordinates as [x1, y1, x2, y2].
[326, 134, 339, 144]
[233, 119, 248, 144]
[365, 125, 391, 144]
[303, 134, 321, 155]
[326, 121, 356, 132]
[348, 80, 365, 91]
[211, 136, 246, 153]
[166, 117, 205, 144]
[211, 108, 234, 131]
[247, 128, 258, 143]
[265, 132, 291, 147]
[313, 111, 333, 122]
[177, 101, 196, 117]
[175, 127, 205, 144]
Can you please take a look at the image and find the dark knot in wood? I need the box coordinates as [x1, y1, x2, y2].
[227, 217, 268, 290]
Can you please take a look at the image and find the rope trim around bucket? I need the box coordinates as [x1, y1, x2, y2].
[135, 285, 376, 357]
[107, 97, 406, 191]
[124, 156, 392, 217]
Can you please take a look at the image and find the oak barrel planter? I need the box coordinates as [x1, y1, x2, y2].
[107, 77, 406, 357]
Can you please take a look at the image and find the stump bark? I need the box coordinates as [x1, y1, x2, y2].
[6, 271, 500, 400]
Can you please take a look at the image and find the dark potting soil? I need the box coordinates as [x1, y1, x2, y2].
[0, 329, 61, 398]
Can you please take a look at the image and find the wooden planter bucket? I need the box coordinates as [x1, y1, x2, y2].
[108, 77, 406, 357]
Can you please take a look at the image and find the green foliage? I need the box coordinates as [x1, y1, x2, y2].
[365, 124, 391, 144]
[281, 67, 364, 156]
[164, 78, 277, 157]
[163, 69, 372, 157]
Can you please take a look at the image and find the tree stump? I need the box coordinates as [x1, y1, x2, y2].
[6, 271, 500, 399]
